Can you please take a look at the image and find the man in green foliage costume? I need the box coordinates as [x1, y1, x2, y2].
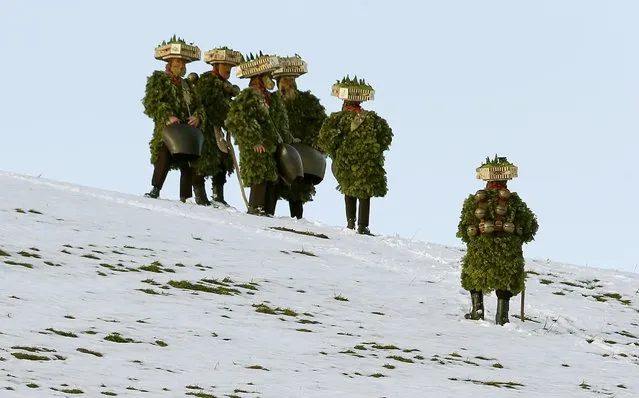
[272, 55, 327, 219]
[318, 77, 393, 234]
[143, 36, 204, 202]
[225, 53, 293, 216]
[191, 46, 242, 206]
[456, 156, 539, 325]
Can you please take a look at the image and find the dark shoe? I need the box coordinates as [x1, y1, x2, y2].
[289, 200, 303, 219]
[347, 219, 356, 229]
[145, 186, 160, 199]
[180, 197, 187, 203]
[464, 291, 484, 320]
[357, 225, 373, 235]
[247, 206, 267, 216]
[193, 183, 211, 206]
[495, 298, 510, 325]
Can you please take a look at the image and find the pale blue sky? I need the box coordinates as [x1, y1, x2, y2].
[2, 0, 638, 272]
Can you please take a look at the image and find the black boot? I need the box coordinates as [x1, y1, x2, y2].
[464, 290, 484, 320]
[193, 177, 211, 206]
[212, 172, 228, 205]
[345, 195, 356, 229]
[145, 186, 160, 199]
[495, 290, 512, 325]
[264, 181, 278, 216]
[357, 198, 372, 235]
[289, 200, 303, 219]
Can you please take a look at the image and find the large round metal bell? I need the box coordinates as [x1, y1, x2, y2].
[498, 188, 511, 200]
[495, 204, 508, 216]
[467, 225, 478, 237]
[480, 220, 495, 234]
[291, 143, 326, 185]
[474, 207, 486, 219]
[160, 123, 204, 163]
[276, 143, 304, 186]
[187, 72, 199, 84]
[475, 189, 487, 202]
[503, 222, 515, 233]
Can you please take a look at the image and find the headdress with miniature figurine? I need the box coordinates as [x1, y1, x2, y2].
[272, 54, 308, 78]
[204, 46, 243, 66]
[235, 52, 280, 78]
[331, 75, 375, 102]
[476, 155, 518, 181]
[154, 35, 201, 63]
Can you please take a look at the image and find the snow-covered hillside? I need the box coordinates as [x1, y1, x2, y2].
[1, 171, 638, 397]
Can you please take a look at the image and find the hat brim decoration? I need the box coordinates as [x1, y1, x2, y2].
[154, 35, 201, 63]
[331, 75, 375, 102]
[204, 47, 243, 66]
[476, 155, 518, 181]
[272, 55, 308, 78]
[236, 53, 281, 78]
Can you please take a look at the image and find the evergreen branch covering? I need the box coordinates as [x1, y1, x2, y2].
[456, 189, 539, 294]
[225, 88, 286, 186]
[318, 110, 393, 198]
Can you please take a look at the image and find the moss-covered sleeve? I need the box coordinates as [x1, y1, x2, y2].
[270, 92, 292, 144]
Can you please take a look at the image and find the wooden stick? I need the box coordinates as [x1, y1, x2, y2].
[225, 129, 249, 211]
[520, 285, 525, 322]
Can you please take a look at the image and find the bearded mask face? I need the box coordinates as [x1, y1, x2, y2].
[261, 74, 275, 90]
[278, 77, 298, 100]
[167, 58, 187, 77]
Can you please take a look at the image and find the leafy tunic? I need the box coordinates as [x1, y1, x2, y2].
[274, 90, 328, 203]
[318, 109, 393, 198]
[192, 72, 234, 178]
[142, 71, 203, 167]
[225, 88, 291, 187]
[456, 189, 539, 295]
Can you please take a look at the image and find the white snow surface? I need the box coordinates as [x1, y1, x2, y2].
[1, 171, 638, 397]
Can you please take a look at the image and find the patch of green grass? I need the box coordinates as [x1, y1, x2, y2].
[414, 355, 425, 360]
[11, 346, 55, 352]
[101, 392, 117, 396]
[82, 253, 100, 260]
[292, 249, 317, 257]
[0, 248, 9, 256]
[137, 288, 160, 295]
[297, 319, 320, 324]
[552, 291, 566, 295]
[296, 328, 312, 333]
[617, 384, 627, 389]
[370, 373, 386, 378]
[76, 348, 103, 357]
[269, 226, 329, 239]
[235, 283, 258, 291]
[4, 260, 33, 268]
[372, 344, 399, 350]
[387, 355, 414, 363]
[46, 328, 78, 338]
[539, 279, 553, 285]
[617, 330, 637, 339]
[141, 278, 161, 285]
[449, 378, 524, 389]
[104, 333, 135, 343]
[168, 280, 240, 295]
[334, 294, 349, 302]
[26, 383, 39, 388]
[492, 363, 504, 368]
[382, 364, 395, 369]
[15, 208, 26, 213]
[58, 388, 83, 394]
[560, 281, 580, 287]
[450, 352, 462, 358]
[579, 382, 590, 389]
[12, 352, 50, 361]
[83, 330, 98, 335]
[155, 340, 168, 347]
[339, 349, 366, 358]
[246, 365, 269, 371]
[186, 392, 217, 398]
[139, 261, 175, 273]
[526, 270, 540, 276]
[603, 340, 617, 344]
[252, 303, 297, 316]
[354, 345, 367, 350]
[28, 209, 43, 214]
[18, 250, 41, 258]
[371, 311, 385, 315]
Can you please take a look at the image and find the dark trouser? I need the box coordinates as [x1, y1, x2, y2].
[152, 143, 193, 199]
[249, 180, 277, 216]
[495, 289, 513, 325]
[345, 195, 371, 232]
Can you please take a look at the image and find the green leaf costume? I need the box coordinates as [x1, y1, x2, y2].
[142, 71, 203, 168]
[456, 189, 539, 295]
[225, 88, 291, 187]
[318, 109, 393, 198]
[274, 90, 328, 203]
[192, 72, 234, 177]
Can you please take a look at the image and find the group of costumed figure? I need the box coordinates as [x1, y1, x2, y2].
[142, 36, 539, 325]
